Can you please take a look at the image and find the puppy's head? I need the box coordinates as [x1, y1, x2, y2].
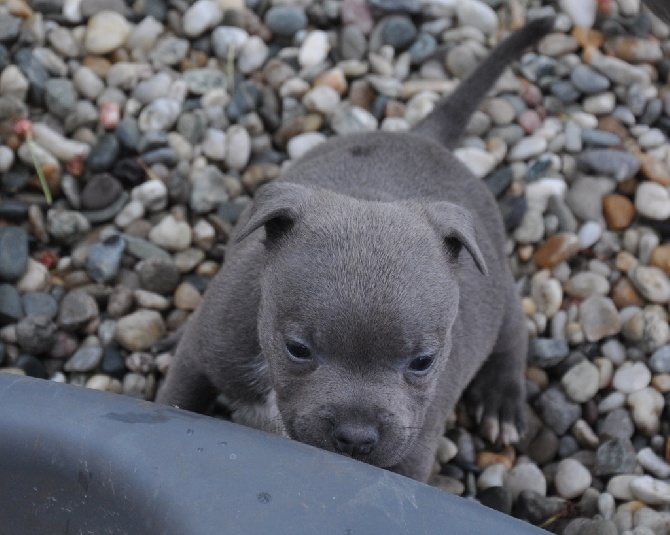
[235, 182, 487, 467]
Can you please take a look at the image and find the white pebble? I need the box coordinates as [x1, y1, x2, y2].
[238, 36, 268, 74]
[457, 0, 499, 35]
[454, 147, 497, 179]
[0, 145, 14, 172]
[31, 123, 90, 162]
[225, 125, 251, 170]
[303, 86, 341, 115]
[554, 459, 592, 499]
[583, 92, 616, 115]
[562, 360, 600, 403]
[578, 221, 602, 249]
[613, 361, 652, 394]
[478, 463, 508, 490]
[638, 448, 670, 479]
[287, 132, 327, 160]
[131, 180, 168, 212]
[630, 476, 670, 505]
[114, 200, 145, 228]
[299, 30, 330, 68]
[182, 0, 223, 38]
[526, 178, 567, 212]
[84, 11, 130, 55]
[507, 135, 547, 161]
[202, 128, 227, 161]
[635, 182, 670, 220]
[148, 215, 192, 252]
[560, 0, 597, 28]
[503, 463, 547, 501]
[628, 387, 664, 435]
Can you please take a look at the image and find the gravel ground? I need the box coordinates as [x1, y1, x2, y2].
[3, 0, 670, 532]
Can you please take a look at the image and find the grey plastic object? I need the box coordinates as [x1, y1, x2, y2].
[0, 374, 547, 534]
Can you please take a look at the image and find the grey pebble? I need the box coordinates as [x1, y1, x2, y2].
[44, 78, 77, 119]
[0, 226, 28, 283]
[0, 284, 24, 325]
[87, 134, 121, 173]
[264, 6, 308, 37]
[570, 64, 610, 94]
[64, 346, 103, 373]
[595, 438, 637, 476]
[597, 408, 635, 440]
[81, 174, 123, 211]
[15, 354, 48, 379]
[16, 315, 56, 355]
[528, 338, 569, 367]
[57, 290, 99, 331]
[86, 235, 126, 283]
[136, 256, 180, 295]
[21, 292, 58, 320]
[381, 15, 417, 50]
[534, 386, 581, 435]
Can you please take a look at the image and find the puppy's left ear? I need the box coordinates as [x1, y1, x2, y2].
[234, 181, 312, 245]
[424, 202, 489, 276]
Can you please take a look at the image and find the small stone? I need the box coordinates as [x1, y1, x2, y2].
[565, 272, 610, 299]
[133, 289, 169, 311]
[454, 147, 497, 179]
[630, 476, 670, 505]
[477, 486, 512, 515]
[148, 215, 192, 252]
[238, 36, 268, 74]
[174, 282, 201, 310]
[190, 166, 229, 213]
[16, 316, 56, 355]
[457, 0, 498, 35]
[58, 290, 99, 331]
[84, 10, 130, 54]
[528, 338, 569, 367]
[81, 174, 123, 211]
[264, 6, 307, 37]
[570, 64, 610, 94]
[562, 359, 600, 403]
[131, 180, 168, 212]
[561, 0, 596, 28]
[554, 459, 592, 499]
[603, 194, 635, 230]
[638, 448, 670, 479]
[331, 105, 378, 135]
[115, 310, 165, 352]
[534, 386, 581, 435]
[138, 98, 181, 132]
[534, 233, 580, 269]
[628, 387, 664, 436]
[225, 125, 251, 170]
[381, 15, 417, 50]
[613, 361, 651, 394]
[503, 463, 547, 501]
[595, 437, 637, 476]
[64, 346, 103, 373]
[44, 78, 77, 119]
[0, 227, 28, 283]
[629, 266, 670, 304]
[513, 209, 544, 244]
[136, 256, 180, 295]
[16, 259, 49, 294]
[287, 132, 327, 160]
[530, 272, 562, 318]
[579, 150, 641, 182]
[428, 474, 464, 495]
[303, 86, 341, 114]
[507, 135, 547, 161]
[650, 345, 670, 373]
[21, 293, 58, 320]
[86, 235, 126, 283]
[635, 181, 670, 220]
[182, 0, 222, 38]
[299, 30, 330, 68]
[580, 295, 621, 342]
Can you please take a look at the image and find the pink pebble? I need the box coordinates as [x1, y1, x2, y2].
[518, 109, 542, 134]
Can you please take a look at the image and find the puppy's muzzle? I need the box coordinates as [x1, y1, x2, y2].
[331, 421, 380, 457]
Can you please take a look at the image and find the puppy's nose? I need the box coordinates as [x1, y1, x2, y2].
[332, 422, 379, 457]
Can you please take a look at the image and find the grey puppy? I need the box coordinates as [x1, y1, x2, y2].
[157, 17, 554, 482]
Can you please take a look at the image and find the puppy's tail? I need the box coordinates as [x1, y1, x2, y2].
[412, 16, 555, 149]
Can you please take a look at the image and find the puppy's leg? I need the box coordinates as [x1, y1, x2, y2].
[155, 354, 218, 413]
[466, 284, 527, 445]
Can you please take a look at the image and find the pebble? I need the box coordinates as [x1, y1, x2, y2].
[148, 215, 192, 252]
[649, 345, 670, 373]
[299, 30, 330, 68]
[571, 64, 610, 94]
[580, 295, 622, 342]
[503, 463, 547, 501]
[115, 310, 165, 352]
[534, 386, 581, 435]
[629, 266, 670, 304]
[508, 136, 547, 161]
[57, 290, 99, 331]
[16, 316, 56, 355]
[84, 11, 130, 54]
[554, 459, 592, 499]
[595, 437, 637, 476]
[0, 227, 28, 283]
[136, 257, 180, 295]
[264, 6, 307, 37]
[534, 233, 580, 269]
[561, 359, 600, 403]
[638, 448, 670, 479]
[64, 346, 103, 373]
[86, 235, 126, 283]
[613, 362, 652, 394]
[131, 180, 168, 212]
[560, 0, 596, 28]
[457, 0, 498, 36]
[238, 36, 268, 74]
[635, 182, 670, 220]
[565, 272, 610, 299]
[287, 132, 327, 160]
[630, 476, 670, 505]
[182, 0, 222, 38]
[190, 166, 229, 214]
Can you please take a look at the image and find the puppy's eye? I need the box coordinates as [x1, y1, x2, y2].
[285, 341, 312, 361]
[408, 355, 435, 375]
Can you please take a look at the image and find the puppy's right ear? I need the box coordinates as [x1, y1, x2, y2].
[234, 181, 311, 245]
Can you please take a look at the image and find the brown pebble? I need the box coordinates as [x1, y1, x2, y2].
[615, 251, 639, 273]
[573, 28, 604, 49]
[82, 56, 111, 79]
[242, 163, 280, 191]
[314, 68, 347, 96]
[598, 116, 629, 141]
[651, 245, 670, 276]
[611, 277, 645, 308]
[603, 194, 635, 230]
[174, 282, 202, 310]
[349, 79, 374, 110]
[534, 233, 580, 269]
[476, 451, 513, 470]
[518, 244, 534, 263]
[640, 154, 670, 186]
[384, 100, 406, 118]
[526, 366, 548, 389]
[652, 374, 670, 393]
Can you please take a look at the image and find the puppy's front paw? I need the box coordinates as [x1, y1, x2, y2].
[466, 365, 525, 445]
